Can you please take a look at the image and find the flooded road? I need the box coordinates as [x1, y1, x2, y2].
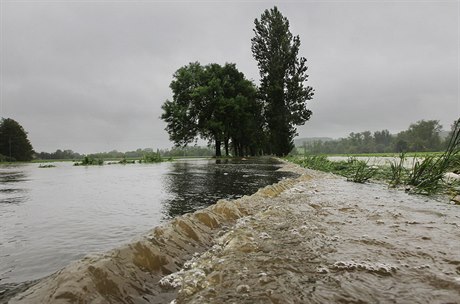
[0, 158, 294, 295]
[165, 166, 460, 303]
[7, 162, 460, 303]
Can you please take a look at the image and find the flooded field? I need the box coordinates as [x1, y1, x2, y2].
[0, 158, 294, 299]
[6, 162, 460, 303]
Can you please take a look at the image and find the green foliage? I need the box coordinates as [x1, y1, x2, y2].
[0, 118, 34, 161]
[161, 62, 263, 157]
[406, 119, 460, 194]
[36, 149, 82, 160]
[388, 153, 408, 187]
[0, 153, 16, 162]
[288, 119, 460, 195]
[406, 156, 446, 194]
[346, 159, 377, 183]
[140, 152, 162, 163]
[252, 6, 314, 156]
[299, 120, 447, 155]
[118, 157, 136, 164]
[74, 156, 104, 166]
[160, 146, 214, 158]
[288, 155, 376, 183]
[396, 120, 442, 152]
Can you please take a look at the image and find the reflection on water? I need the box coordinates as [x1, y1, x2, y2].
[0, 169, 28, 205]
[163, 158, 292, 218]
[0, 158, 294, 289]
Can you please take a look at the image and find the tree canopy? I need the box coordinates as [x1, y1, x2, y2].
[251, 6, 314, 156]
[0, 118, 34, 161]
[162, 6, 314, 157]
[161, 62, 263, 157]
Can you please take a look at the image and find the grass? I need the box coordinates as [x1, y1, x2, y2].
[286, 155, 377, 183]
[287, 120, 460, 197]
[139, 152, 163, 163]
[388, 153, 408, 187]
[346, 158, 378, 183]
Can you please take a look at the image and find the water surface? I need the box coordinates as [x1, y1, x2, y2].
[0, 158, 294, 286]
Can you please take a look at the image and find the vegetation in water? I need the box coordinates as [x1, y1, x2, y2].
[287, 119, 460, 196]
[38, 164, 56, 168]
[288, 155, 376, 183]
[117, 158, 136, 164]
[346, 158, 378, 183]
[74, 156, 104, 166]
[139, 151, 163, 163]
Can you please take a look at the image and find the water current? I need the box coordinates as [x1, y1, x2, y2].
[2, 161, 459, 303]
[0, 158, 294, 293]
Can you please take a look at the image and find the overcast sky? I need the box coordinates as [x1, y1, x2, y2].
[1, 0, 458, 153]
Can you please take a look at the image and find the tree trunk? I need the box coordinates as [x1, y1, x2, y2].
[215, 140, 222, 157]
[224, 138, 229, 156]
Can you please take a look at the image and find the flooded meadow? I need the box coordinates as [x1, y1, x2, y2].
[0, 158, 295, 302]
[4, 162, 460, 303]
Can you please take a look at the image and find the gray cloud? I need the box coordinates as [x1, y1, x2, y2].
[1, 1, 458, 153]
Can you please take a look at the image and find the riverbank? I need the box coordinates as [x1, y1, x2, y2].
[8, 161, 460, 303]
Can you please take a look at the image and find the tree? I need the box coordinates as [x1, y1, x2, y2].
[252, 6, 314, 156]
[0, 118, 34, 161]
[161, 62, 203, 148]
[161, 62, 263, 157]
[395, 120, 442, 152]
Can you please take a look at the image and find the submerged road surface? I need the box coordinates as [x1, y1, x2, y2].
[9, 162, 460, 303]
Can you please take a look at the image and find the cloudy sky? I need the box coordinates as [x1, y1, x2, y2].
[1, 0, 458, 153]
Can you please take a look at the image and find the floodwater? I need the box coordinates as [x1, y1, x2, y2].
[164, 169, 460, 303]
[0, 158, 294, 289]
[4, 163, 460, 303]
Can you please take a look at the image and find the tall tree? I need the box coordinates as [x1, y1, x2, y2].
[161, 62, 203, 148]
[252, 6, 314, 156]
[0, 118, 34, 161]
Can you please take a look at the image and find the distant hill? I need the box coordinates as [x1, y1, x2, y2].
[294, 137, 333, 146]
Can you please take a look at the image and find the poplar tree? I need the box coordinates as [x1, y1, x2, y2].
[252, 6, 314, 156]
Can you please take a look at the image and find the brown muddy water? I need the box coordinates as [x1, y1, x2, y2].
[0, 158, 295, 302]
[5, 162, 460, 303]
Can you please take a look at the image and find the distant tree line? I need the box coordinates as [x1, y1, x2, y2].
[34, 146, 216, 160]
[302, 120, 452, 154]
[37, 149, 83, 160]
[161, 7, 314, 157]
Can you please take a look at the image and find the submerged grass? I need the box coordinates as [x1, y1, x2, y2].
[139, 152, 163, 163]
[287, 119, 460, 197]
[287, 155, 377, 183]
